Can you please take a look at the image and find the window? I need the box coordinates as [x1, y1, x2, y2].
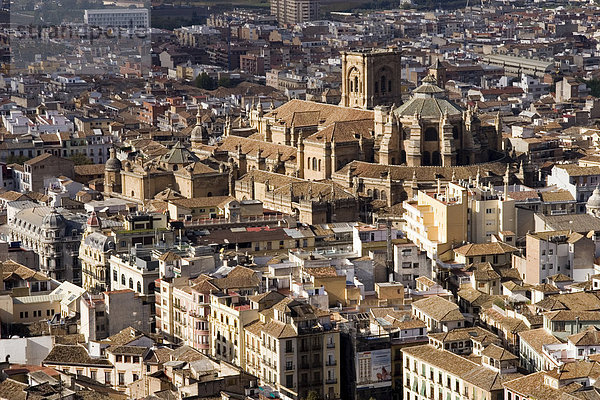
[424, 127, 438, 141]
[113, 270, 117, 281]
[118, 372, 125, 385]
[129, 278, 133, 289]
[137, 281, 142, 293]
[121, 274, 125, 285]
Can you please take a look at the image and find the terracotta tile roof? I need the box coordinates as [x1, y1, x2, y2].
[0, 379, 27, 400]
[568, 326, 600, 346]
[304, 119, 374, 144]
[74, 164, 105, 176]
[454, 242, 518, 257]
[402, 345, 516, 391]
[481, 343, 518, 361]
[554, 164, 600, 177]
[336, 160, 507, 182]
[544, 310, 600, 322]
[428, 326, 500, 345]
[218, 135, 296, 162]
[538, 190, 574, 202]
[169, 196, 235, 209]
[518, 328, 561, 354]
[212, 266, 261, 290]
[412, 296, 464, 322]
[43, 345, 113, 367]
[265, 99, 373, 128]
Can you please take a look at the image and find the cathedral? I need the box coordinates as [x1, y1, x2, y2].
[243, 51, 502, 178]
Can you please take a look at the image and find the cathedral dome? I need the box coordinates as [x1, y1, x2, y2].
[587, 187, 600, 210]
[105, 157, 122, 172]
[394, 75, 462, 119]
[42, 208, 66, 229]
[105, 148, 122, 172]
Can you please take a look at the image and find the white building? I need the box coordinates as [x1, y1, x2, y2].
[84, 8, 150, 28]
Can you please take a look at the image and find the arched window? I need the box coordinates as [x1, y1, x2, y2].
[129, 278, 133, 289]
[207, 192, 212, 197]
[367, 189, 373, 197]
[374, 189, 380, 199]
[350, 80, 353, 92]
[354, 76, 359, 92]
[453, 126, 459, 140]
[422, 151, 431, 166]
[388, 80, 392, 92]
[121, 274, 125, 285]
[432, 151, 441, 166]
[424, 128, 438, 141]
[381, 190, 387, 201]
[137, 281, 142, 293]
[312, 158, 317, 170]
[381, 75, 386, 93]
[318, 159, 321, 171]
[375, 82, 379, 94]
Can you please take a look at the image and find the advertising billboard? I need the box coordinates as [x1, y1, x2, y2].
[356, 349, 392, 388]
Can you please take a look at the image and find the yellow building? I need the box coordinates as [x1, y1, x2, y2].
[80, 212, 116, 293]
[244, 295, 341, 400]
[403, 182, 468, 259]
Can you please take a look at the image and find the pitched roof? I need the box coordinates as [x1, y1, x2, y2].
[265, 99, 373, 128]
[412, 296, 464, 322]
[481, 343, 518, 361]
[518, 328, 561, 354]
[454, 242, 518, 257]
[44, 345, 112, 366]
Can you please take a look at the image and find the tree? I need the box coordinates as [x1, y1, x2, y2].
[583, 78, 600, 98]
[6, 155, 30, 165]
[304, 391, 321, 400]
[195, 72, 216, 90]
[218, 75, 232, 88]
[70, 154, 93, 165]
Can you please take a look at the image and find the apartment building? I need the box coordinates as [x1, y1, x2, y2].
[548, 164, 600, 213]
[518, 328, 561, 373]
[402, 344, 521, 400]
[411, 296, 465, 332]
[270, 0, 320, 26]
[513, 230, 595, 285]
[467, 183, 516, 243]
[209, 280, 272, 368]
[244, 296, 341, 400]
[84, 8, 150, 28]
[403, 183, 468, 260]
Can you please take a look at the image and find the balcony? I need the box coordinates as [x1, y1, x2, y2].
[326, 360, 337, 366]
[326, 378, 337, 384]
[326, 342, 335, 348]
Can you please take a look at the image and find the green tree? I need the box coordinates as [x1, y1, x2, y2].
[6, 155, 30, 165]
[304, 391, 321, 400]
[195, 72, 216, 90]
[70, 154, 93, 165]
[218, 75, 232, 88]
[583, 78, 600, 98]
